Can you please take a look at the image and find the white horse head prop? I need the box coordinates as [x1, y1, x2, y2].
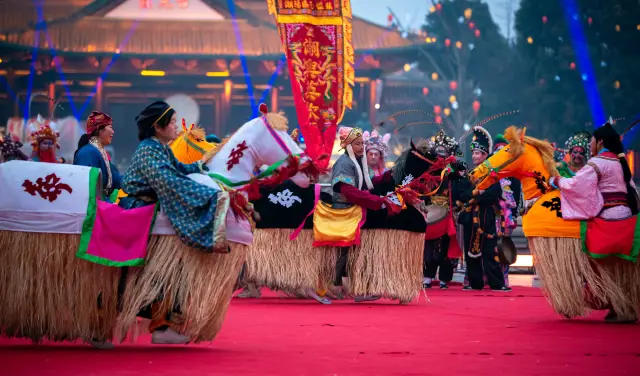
[206, 106, 310, 188]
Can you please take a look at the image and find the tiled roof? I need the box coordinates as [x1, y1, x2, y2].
[0, 0, 420, 57]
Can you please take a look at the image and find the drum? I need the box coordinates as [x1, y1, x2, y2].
[497, 236, 518, 265]
[424, 204, 450, 240]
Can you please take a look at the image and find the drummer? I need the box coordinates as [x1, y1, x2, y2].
[454, 126, 511, 292]
[423, 130, 462, 289]
[492, 134, 520, 287]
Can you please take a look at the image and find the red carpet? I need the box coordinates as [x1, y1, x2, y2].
[1, 287, 640, 376]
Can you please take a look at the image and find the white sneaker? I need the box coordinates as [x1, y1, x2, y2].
[151, 328, 190, 345]
[86, 339, 115, 349]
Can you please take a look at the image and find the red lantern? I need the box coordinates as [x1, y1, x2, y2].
[388, 14, 393, 22]
[588, 17, 593, 25]
[468, 22, 475, 29]
[474, 29, 481, 37]
[435, 115, 443, 124]
[570, 62, 576, 70]
[542, 16, 548, 24]
[422, 87, 429, 96]
[449, 81, 458, 91]
[472, 100, 480, 115]
[436, 3, 442, 11]
[434, 105, 442, 115]
[444, 38, 451, 47]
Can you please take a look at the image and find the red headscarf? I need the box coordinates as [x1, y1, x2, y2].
[86, 111, 113, 135]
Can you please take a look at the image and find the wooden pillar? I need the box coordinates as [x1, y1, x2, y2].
[368, 79, 378, 125]
[48, 82, 56, 117]
[95, 77, 103, 113]
[222, 79, 232, 133]
[270, 87, 279, 113]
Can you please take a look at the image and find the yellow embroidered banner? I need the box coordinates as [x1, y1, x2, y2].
[267, 0, 354, 169]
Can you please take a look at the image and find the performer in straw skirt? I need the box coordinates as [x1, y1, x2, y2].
[363, 130, 391, 179]
[423, 129, 462, 289]
[557, 130, 591, 178]
[29, 118, 65, 163]
[456, 126, 511, 292]
[115, 101, 230, 345]
[549, 121, 640, 322]
[73, 111, 122, 202]
[308, 126, 398, 304]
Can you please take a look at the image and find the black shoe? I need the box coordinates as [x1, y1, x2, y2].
[492, 286, 512, 292]
[440, 282, 449, 289]
[423, 282, 432, 289]
[462, 286, 480, 291]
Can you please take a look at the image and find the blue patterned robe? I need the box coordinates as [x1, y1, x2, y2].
[119, 137, 229, 253]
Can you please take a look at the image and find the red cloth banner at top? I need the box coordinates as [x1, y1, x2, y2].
[268, 0, 354, 169]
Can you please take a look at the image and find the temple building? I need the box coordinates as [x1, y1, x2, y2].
[0, 0, 423, 160]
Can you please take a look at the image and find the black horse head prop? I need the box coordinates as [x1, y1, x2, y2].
[391, 139, 443, 185]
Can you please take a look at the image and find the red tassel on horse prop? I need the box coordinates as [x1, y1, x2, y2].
[259, 103, 268, 116]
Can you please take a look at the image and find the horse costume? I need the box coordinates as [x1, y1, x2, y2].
[0, 107, 316, 344]
[245, 139, 451, 303]
[469, 126, 640, 320]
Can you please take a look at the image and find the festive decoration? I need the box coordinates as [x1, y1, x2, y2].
[226, 140, 248, 171]
[443, 108, 451, 116]
[527, 36, 533, 44]
[436, 3, 442, 11]
[449, 95, 456, 104]
[22, 173, 73, 202]
[474, 29, 481, 37]
[444, 38, 451, 47]
[422, 87, 429, 96]
[570, 62, 576, 70]
[449, 81, 458, 91]
[614, 80, 621, 89]
[433, 105, 442, 115]
[431, 72, 439, 80]
[455, 41, 463, 49]
[435, 115, 443, 124]
[615, 24, 621, 32]
[542, 15, 548, 24]
[404, 63, 411, 72]
[468, 22, 475, 29]
[267, 0, 353, 170]
[472, 100, 481, 114]
[464, 8, 472, 19]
